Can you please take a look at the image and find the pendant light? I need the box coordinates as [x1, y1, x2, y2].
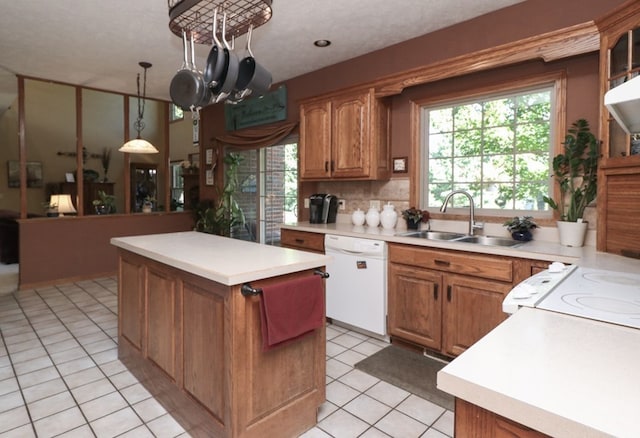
[119, 62, 159, 154]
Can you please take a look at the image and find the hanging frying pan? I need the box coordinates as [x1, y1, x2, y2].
[235, 25, 272, 99]
[215, 12, 240, 103]
[170, 30, 209, 110]
[190, 31, 212, 107]
[203, 8, 225, 91]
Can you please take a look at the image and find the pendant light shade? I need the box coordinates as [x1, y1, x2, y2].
[119, 138, 159, 154]
[121, 61, 159, 154]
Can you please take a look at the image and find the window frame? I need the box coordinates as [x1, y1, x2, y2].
[411, 71, 567, 220]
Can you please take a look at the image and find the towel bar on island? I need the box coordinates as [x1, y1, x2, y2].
[241, 270, 330, 297]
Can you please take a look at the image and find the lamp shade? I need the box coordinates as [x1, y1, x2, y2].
[49, 194, 77, 216]
[119, 138, 159, 154]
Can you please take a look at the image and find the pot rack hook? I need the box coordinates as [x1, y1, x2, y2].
[246, 24, 254, 58]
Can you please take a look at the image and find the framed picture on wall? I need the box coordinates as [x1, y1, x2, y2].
[7, 160, 43, 188]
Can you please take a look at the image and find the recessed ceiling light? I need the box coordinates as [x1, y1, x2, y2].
[314, 40, 331, 48]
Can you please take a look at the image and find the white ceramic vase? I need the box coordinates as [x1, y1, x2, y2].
[557, 220, 588, 247]
[365, 207, 380, 227]
[380, 204, 398, 230]
[351, 209, 365, 226]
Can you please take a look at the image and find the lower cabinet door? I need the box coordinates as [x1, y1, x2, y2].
[388, 263, 442, 350]
[443, 274, 511, 357]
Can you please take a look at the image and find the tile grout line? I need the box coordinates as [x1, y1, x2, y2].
[5, 280, 147, 437]
[0, 296, 39, 437]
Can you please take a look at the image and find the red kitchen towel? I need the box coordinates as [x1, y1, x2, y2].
[259, 275, 325, 351]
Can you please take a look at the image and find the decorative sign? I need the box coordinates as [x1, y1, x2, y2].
[224, 86, 287, 131]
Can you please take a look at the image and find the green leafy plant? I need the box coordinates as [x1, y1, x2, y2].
[503, 216, 538, 233]
[543, 119, 599, 222]
[401, 207, 430, 223]
[92, 190, 116, 214]
[196, 152, 245, 236]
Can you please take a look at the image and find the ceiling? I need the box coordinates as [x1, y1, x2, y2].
[0, 0, 523, 110]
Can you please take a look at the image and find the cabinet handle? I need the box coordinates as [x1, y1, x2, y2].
[434, 259, 450, 267]
[434, 284, 439, 300]
[325, 161, 329, 172]
[330, 160, 335, 171]
[295, 238, 305, 244]
[447, 285, 452, 302]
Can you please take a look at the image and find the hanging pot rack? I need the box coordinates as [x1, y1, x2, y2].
[168, 0, 273, 45]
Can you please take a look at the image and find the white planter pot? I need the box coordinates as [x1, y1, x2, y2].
[557, 221, 588, 247]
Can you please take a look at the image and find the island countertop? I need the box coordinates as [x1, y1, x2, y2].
[437, 306, 640, 437]
[111, 231, 331, 286]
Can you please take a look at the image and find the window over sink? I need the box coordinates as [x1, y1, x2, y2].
[419, 74, 564, 216]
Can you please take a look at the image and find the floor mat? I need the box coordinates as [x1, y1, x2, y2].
[355, 344, 454, 411]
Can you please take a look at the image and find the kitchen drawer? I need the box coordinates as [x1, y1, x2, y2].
[389, 243, 513, 283]
[280, 230, 325, 253]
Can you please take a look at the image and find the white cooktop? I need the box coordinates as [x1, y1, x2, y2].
[537, 266, 640, 330]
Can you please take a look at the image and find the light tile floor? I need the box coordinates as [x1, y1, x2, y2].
[0, 277, 453, 438]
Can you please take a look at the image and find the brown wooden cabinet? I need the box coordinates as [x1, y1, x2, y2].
[299, 88, 390, 181]
[280, 229, 325, 253]
[596, 2, 640, 255]
[455, 399, 550, 437]
[598, 1, 640, 162]
[389, 243, 522, 357]
[117, 250, 326, 437]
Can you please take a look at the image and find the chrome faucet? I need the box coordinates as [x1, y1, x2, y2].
[439, 190, 484, 236]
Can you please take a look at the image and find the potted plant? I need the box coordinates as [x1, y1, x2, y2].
[543, 119, 599, 246]
[141, 195, 156, 213]
[196, 152, 245, 237]
[401, 207, 430, 230]
[503, 216, 537, 242]
[92, 190, 116, 214]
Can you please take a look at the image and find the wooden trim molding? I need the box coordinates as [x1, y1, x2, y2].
[372, 22, 598, 98]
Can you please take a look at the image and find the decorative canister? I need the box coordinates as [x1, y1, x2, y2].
[365, 207, 380, 227]
[351, 208, 365, 226]
[380, 203, 398, 230]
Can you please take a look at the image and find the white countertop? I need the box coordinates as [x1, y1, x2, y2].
[111, 231, 331, 286]
[438, 307, 640, 437]
[282, 222, 589, 264]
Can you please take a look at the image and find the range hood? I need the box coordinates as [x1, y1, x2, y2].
[604, 75, 640, 134]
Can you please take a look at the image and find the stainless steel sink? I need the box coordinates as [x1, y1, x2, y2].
[397, 230, 466, 241]
[453, 235, 521, 247]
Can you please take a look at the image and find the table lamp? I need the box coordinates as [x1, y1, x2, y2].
[49, 194, 77, 216]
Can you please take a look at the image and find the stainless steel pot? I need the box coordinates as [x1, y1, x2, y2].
[170, 31, 211, 110]
[235, 25, 272, 99]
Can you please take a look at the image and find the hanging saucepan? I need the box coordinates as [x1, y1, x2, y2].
[170, 30, 210, 110]
[235, 25, 272, 99]
[203, 8, 225, 91]
[215, 12, 240, 103]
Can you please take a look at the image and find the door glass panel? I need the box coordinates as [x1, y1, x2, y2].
[611, 32, 629, 77]
[632, 28, 640, 71]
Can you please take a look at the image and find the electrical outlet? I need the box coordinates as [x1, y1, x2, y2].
[369, 200, 381, 210]
[338, 199, 346, 210]
[304, 198, 310, 208]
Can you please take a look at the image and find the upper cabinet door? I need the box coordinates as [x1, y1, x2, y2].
[299, 88, 390, 181]
[299, 100, 332, 179]
[331, 91, 371, 178]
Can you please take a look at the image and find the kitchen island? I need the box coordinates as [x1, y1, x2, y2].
[111, 231, 331, 438]
[438, 305, 640, 437]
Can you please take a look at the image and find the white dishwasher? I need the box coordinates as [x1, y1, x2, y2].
[324, 234, 388, 336]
